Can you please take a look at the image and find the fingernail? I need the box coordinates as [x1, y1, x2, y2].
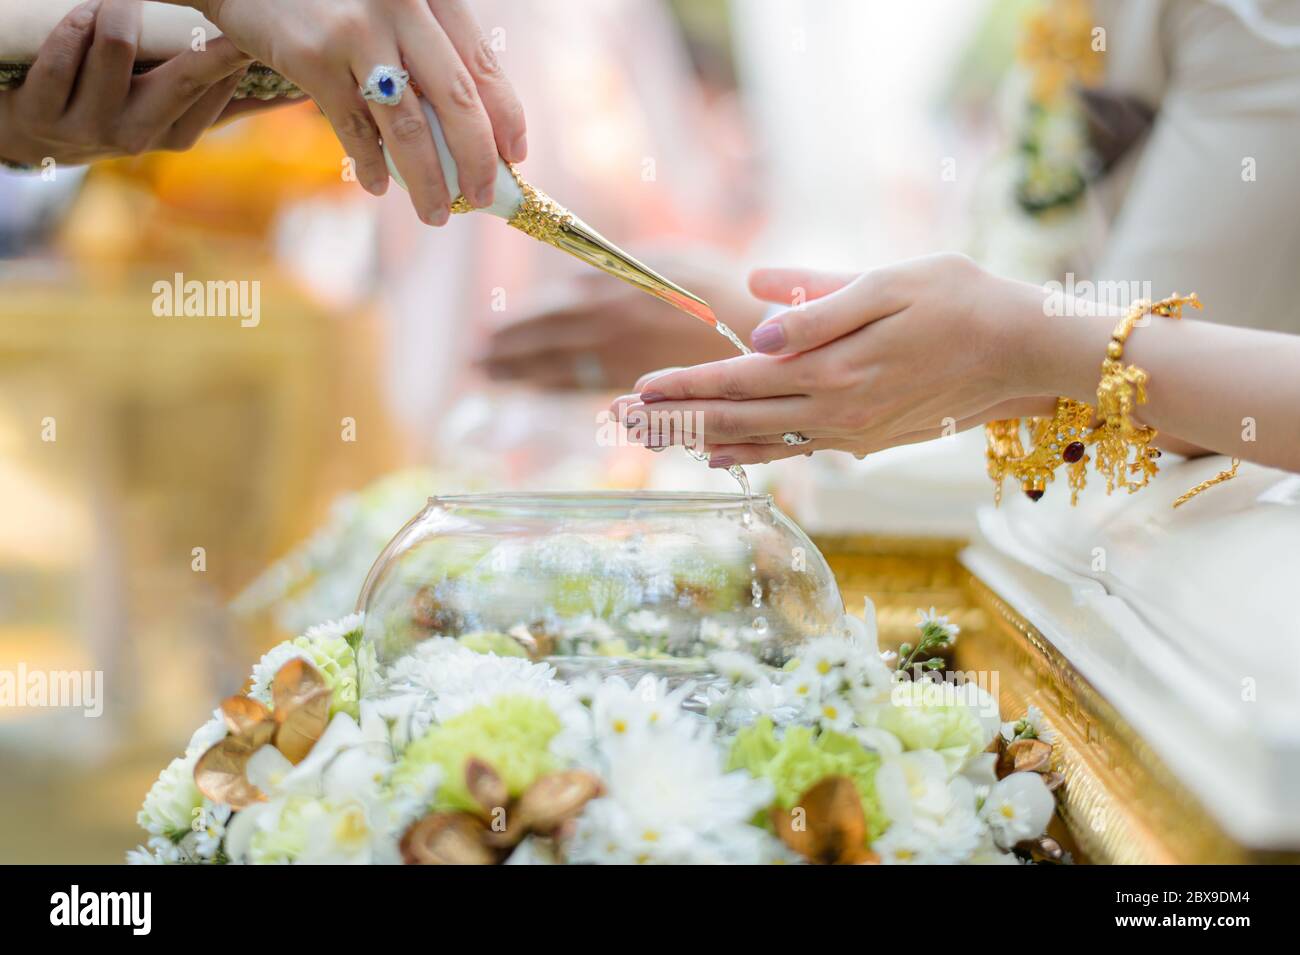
[432, 206, 450, 227]
[751, 323, 785, 354]
[472, 185, 494, 208]
[709, 455, 735, 469]
[639, 390, 666, 403]
[71, 1, 98, 27]
[510, 132, 528, 162]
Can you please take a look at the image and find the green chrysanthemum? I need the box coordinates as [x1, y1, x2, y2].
[728, 718, 887, 840]
[394, 695, 562, 814]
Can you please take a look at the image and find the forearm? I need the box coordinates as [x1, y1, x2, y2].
[1010, 280, 1300, 471]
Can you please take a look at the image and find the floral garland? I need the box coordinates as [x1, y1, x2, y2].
[131, 606, 1066, 865]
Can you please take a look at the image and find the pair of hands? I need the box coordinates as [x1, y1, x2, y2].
[612, 254, 1055, 467]
[4, 0, 524, 228]
[0, 0, 275, 166]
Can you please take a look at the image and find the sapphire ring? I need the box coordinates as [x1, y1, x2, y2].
[360, 65, 410, 107]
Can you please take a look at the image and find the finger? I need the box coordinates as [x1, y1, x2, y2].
[748, 267, 909, 355]
[400, 6, 497, 207]
[122, 37, 251, 152]
[315, 86, 389, 196]
[747, 267, 857, 306]
[215, 95, 297, 125]
[482, 349, 582, 389]
[357, 57, 450, 225]
[634, 366, 684, 393]
[21, 0, 101, 118]
[638, 353, 807, 402]
[622, 397, 819, 446]
[159, 68, 247, 151]
[68, 0, 140, 124]
[704, 440, 834, 468]
[482, 314, 607, 363]
[427, 0, 526, 162]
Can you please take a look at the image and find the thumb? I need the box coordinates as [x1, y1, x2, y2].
[749, 267, 908, 355]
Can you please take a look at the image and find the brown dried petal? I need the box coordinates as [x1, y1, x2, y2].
[513, 770, 603, 835]
[401, 813, 499, 865]
[1008, 738, 1053, 775]
[465, 758, 510, 817]
[270, 658, 332, 764]
[193, 736, 266, 810]
[1016, 835, 1065, 863]
[772, 775, 870, 865]
[220, 696, 271, 736]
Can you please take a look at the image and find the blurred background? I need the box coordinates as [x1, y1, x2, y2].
[1, 0, 1024, 861]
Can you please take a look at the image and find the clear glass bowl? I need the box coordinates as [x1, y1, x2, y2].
[356, 492, 844, 679]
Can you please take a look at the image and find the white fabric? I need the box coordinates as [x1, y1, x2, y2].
[972, 457, 1300, 847]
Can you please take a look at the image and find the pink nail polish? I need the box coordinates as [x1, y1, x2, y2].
[751, 323, 785, 354]
[709, 455, 735, 469]
[639, 390, 666, 403]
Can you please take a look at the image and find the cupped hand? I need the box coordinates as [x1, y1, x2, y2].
[199, 0, 526, 225]
[479, 258, 766, 392]
[0, 0, 258, 167]
[610, 254, 1054, 465]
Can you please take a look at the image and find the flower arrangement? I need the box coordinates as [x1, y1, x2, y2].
[130, 605, 1066, 865]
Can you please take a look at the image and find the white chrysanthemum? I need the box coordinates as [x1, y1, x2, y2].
[126, 844, 166, 865]
[874, 751, 983, 864]
[187, 709, 228, 756]
[224, 708, 412, 865]
[248, 612, 376, 717]
[981, 771, 1055, 849]
[569, 729, 774, 865]
[589, 674, 694, 741]
[622, 610, 671, 638]
[706, 650, 767, 685]
[384, 639, 592, 761]
[137, 754, 203, 842]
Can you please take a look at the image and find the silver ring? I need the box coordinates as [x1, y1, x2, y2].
[360, 65, 410, 107]
[782, 431, 811, 446]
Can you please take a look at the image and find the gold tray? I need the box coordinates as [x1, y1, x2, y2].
[813, 533, 1296, 864]
[0, 61, 301, 100]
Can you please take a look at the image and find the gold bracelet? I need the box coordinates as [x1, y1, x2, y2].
[1090, 294, 1198, 495]
[987, 293, 1223, 508]
[986, 398, 1094, 505]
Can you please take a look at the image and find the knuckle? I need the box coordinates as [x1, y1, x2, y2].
[339, 107, 375, 141]
[718, 371, 748, 401]
[471, 35, 503, 77]
[388, 111, 429, 146]
[709, 409, 742, 438]
[172, 73, 208, 103]
[445, 69, 481, 112]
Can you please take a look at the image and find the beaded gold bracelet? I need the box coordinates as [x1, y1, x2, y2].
[1090, 294, 1198, 494]
[987, 293, 1238, 507]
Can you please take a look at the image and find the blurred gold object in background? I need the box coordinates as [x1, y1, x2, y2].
[0, 104, 402, 861]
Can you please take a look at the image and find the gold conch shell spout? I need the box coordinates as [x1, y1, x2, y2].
[454, 166, 718, 328]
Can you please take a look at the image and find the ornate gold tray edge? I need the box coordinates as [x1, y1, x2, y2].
[813, 531, 1297, 864]
[962, 574, 1298, 864]
[0, 61, 301, 100]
